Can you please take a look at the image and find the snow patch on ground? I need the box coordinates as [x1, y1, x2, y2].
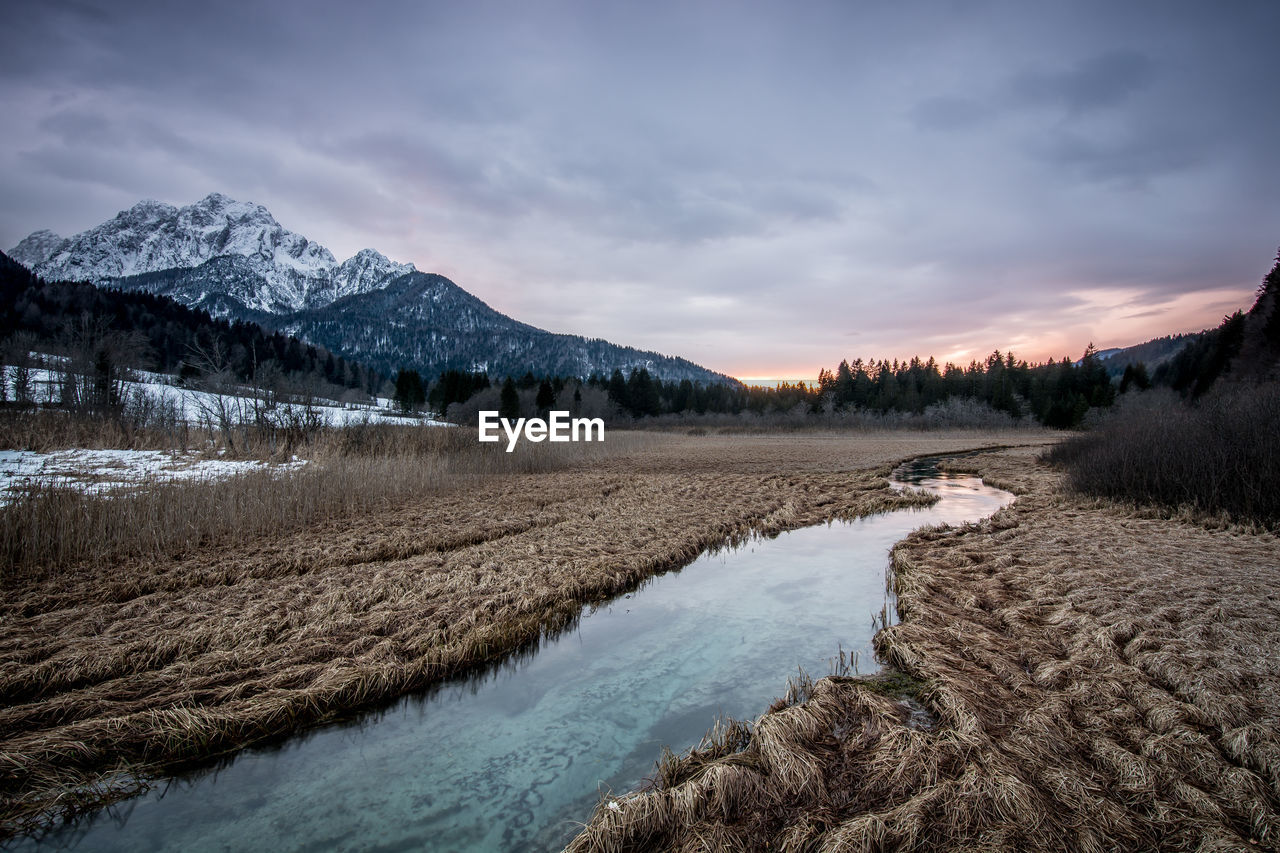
[0, 448, 307, 502]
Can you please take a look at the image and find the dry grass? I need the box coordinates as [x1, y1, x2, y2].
[1, 424, 641, 580]
[0, 407, 187, 452]
[568, 446, 1280, 852]
[0, 429, 1047, 838]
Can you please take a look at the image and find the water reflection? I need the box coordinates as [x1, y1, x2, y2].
[17, 458, 1013, 853]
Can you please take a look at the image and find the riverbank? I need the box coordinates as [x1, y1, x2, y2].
[0, 430, 1049, 838]
[567, 445, 1280, 851]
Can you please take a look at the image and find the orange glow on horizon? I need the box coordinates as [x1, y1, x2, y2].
[720, 283, 1257, 381]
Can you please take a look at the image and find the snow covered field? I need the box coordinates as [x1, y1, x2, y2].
[131, 378, 452, 427]
[0, 448, 308, 502]
[4, 364, 451, 427]
[1, 361, 454, 501]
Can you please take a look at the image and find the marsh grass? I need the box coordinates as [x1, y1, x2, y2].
[567, 448, 1280, 852]
[0, 407, 188, 453]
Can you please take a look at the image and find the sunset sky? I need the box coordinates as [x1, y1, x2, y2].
[3, 1, 1279, 379]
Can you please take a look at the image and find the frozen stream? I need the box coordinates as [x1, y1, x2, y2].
[20, 457, 1013, 853]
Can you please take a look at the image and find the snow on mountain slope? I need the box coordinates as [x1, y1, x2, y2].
[12, 194, 415, 312]
[330, 248, 416, 302]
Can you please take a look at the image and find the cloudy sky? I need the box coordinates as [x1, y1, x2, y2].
[3, 1, 1278, 378]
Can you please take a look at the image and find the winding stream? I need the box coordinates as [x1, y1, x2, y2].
[20, 457, 1013, 853]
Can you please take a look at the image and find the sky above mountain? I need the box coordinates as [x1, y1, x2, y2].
[3, 1, 1279, 379]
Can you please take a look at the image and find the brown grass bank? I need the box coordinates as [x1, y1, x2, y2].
[0, 429, 1047, 838]
[568, 446, 1280, 852]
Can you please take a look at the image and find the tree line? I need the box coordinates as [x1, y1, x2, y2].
[23, 236, 1273, 433]
[813, 349, 1116, 428]
[399, 346, 1124, 428]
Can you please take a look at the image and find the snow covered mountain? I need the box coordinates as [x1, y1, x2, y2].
[14, 193, 413, 313]
[9, 195, 733, 383]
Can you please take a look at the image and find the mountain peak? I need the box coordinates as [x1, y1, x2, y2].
[8, 229, 67, 268]
[191, 192, 277, 225]
[332, 248, 416, 301]
[7, 193, 730, 384]
[10, 194, 425, 315]
[17, 194, 345, 311]
[120, 198, 179, 220]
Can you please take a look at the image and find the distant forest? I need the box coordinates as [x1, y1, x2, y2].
[412, 348, 1117, 428]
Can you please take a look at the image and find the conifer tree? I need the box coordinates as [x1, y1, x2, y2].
[627, 367, 661, 417]
[393, 369, 426, 412]
[536, 379, 555, 414]
[499, 377, 520, 420]
[1119, 362, 1151, 393]
[607, 369, 629, 414]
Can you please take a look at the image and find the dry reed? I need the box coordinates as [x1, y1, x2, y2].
[1045, 385, 1280, 527]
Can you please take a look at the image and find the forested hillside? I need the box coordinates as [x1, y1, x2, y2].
[0, 251, 385, 398]
[1153, 251, 1280, 395]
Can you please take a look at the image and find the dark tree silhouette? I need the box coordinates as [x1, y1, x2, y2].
[536, 379, 555, 415]
[499, 377, 520, 420]
[393, 369, 426, 413]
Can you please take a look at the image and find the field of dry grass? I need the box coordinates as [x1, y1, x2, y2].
[1, 422, 646, 579]
[0, 429, 1046, 838]
[568, 446, 1280, 851]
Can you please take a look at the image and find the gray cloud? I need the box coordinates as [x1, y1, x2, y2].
[910, 96, 992, 132]
[1010, 50, 1154, 114]
[3, 0, 1280, 377]
[1026, 128, 1203, 187]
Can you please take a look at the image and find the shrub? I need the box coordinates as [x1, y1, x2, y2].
[1045, 383, 1280, 525]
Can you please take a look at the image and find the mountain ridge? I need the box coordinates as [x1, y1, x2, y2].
[15, 193, 415, 314]
[9, 194, 734, 383]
